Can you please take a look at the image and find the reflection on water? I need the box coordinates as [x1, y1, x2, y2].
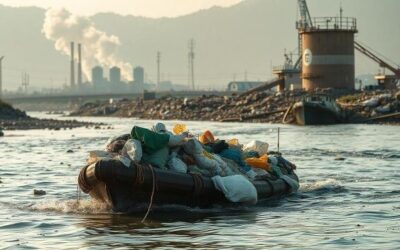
[0, 113, 399, 249]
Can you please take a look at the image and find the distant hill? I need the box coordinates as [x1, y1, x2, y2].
[0, 0, 399, 90]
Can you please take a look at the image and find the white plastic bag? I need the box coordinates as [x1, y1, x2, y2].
[121, 139, 142, 162]
[212, 175, 257, 204]
[243, 140, 269, 155]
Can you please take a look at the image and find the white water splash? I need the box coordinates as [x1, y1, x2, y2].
[299, 178, 343, 192]
[30, 199, 111, 214]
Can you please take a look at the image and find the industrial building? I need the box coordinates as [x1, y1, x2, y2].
[227, 81, 264, 92]
[92, 66, 104, 85]
[266, 1, 359, 92]
[295, 1, 399, 91]
[272, 63, 302, 91]
[131, 66, 145, 92]
[133, 66, 144, 85]
[109, 66, 121, 84]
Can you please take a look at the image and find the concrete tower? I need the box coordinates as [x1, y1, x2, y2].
[70, 42, 75, 87]
[0, 56, 4, 99]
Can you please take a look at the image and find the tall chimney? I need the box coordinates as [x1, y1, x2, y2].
[77, 43, 82, 85]
[70, 42, 75, 87]
[0, 56, 4, 99]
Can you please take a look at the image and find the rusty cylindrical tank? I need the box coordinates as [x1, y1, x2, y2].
[301, 18, 357, 90]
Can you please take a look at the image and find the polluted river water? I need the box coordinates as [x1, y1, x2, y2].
[0, 113, 399, 249]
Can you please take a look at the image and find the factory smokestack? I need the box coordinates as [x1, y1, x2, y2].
[43, 9, 132, 81]
[77, 43, 82, 85]
[0, 56, 4, 99]
[70, 41, 75, 87]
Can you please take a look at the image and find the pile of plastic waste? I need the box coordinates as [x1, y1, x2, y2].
[88, 122, 298, 204]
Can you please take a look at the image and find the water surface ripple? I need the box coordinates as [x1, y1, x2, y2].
[0, 113, 399, 249]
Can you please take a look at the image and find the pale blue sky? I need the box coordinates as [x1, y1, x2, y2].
[0, 0, 242, 17]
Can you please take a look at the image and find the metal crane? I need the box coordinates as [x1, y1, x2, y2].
[354, 41, 400, 78]
[295, 0, 313, 69]
[297, 0, 313, 30]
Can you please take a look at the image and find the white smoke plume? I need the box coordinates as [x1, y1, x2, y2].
[42, 8, 132, 81]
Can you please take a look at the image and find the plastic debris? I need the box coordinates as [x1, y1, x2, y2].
[121, 139, 143, 162]
[33, 189, 46, 196]
[243, 140, 269, 155]
[85, 122, 299, 205]
[173, 124, 188, 135]
[212, 175, 257, 204]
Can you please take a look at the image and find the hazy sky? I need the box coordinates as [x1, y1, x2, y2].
[0, 0, 243, 17]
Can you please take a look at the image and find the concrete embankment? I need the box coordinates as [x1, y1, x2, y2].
[70, 89, 400, 125]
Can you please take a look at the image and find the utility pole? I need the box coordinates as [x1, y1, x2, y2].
[21, 72, 29, 94]
[188, 39, 195, 90]
[0, 56, 4, 99]
[157, 51, 161, 88]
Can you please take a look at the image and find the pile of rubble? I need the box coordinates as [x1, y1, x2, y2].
[0, 99, 102, 130]
[70, 88, 400, 124]
[71, 90, 308, 123]
[338, 90, 400, 123]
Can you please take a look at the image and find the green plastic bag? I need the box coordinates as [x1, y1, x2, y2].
[142, 147, 169, 169]
[131, 126, 170, 154]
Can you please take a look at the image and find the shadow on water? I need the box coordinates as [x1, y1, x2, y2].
[74, 206, 262, 249]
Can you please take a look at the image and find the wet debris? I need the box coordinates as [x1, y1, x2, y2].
[33, 189, 46, 196]
[334, 157, 346, 161]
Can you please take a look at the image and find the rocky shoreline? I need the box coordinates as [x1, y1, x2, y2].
[337, 90, 400, 124]
[70, 89, 400, 125]
[0, 100, 101, 131]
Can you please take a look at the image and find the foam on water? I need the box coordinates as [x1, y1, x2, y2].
[299, 178, 343, 193]
[29, 199, 111, 214]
